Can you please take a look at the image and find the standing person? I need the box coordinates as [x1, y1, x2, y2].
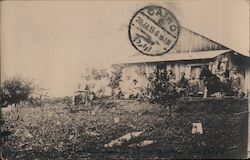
[199, 65, 213, 98]
[189, 74, 199, 95]
[177, 72, 189, 97]
[213, 56, 224, 74]
[231, 67, 242, 97]
[213, 56, 228, 82]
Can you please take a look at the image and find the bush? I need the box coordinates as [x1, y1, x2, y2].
[83, 68, 109, 81]
[1, 76, 34, 107]
[108, 65, 123, 90]
[145, 70, 180, 106]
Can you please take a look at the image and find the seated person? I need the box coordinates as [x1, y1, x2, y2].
[129, 79, 140, 98]
[114, 87, 124, 99]
[189, 74, 199, 95]
[213, 56, 227, 80]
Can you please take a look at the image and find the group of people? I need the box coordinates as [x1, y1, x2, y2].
[125, 66, 243, 99]
[125, 69, 197, 99]
[212, 56, 243, 97]
[156, 70, 199, 97]
[74, 60, 244, 104]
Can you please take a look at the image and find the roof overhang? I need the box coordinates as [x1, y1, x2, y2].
[119, 50, 232, 64]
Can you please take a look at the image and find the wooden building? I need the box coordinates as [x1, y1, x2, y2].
[117, 27, 250, 95]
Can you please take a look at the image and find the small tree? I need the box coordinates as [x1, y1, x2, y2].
[83, 68, 109, 81]
[1, 76, 34, 109]
[108, 64, 123, 90]
[0, 76, 33, 159]
[146, 70, 180, 116]
[28, 87, 49, 107]
[0, 87, 9, 108]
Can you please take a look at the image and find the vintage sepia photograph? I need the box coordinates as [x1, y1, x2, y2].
[0, 0, 249, 159]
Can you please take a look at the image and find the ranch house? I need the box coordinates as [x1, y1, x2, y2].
[116, 27, 250, 96]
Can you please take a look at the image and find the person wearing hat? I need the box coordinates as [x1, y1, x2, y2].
[230, 67, 242, 97]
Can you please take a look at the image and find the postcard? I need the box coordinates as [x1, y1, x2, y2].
[0, 0, 249, 159]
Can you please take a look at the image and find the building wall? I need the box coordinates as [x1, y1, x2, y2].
[120, 60, 210, 95]
[120, 54, 250, 96]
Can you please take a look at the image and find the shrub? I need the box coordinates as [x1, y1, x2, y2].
[108, 65, 123, 90]
[1, 76, 34, 107]
[145, 70, 181, 115]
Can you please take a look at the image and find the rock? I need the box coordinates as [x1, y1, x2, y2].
[191, 123, 203, 134]
[114, 117, 120, 123]
[129, 140, 154, 147]
[85, 131, 100, 136]
[69, 135, 74, 140]
[25, 132, 33, 139]
[104, 131, 144, 147]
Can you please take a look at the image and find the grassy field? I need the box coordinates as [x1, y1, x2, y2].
[1, 98, 248, 159]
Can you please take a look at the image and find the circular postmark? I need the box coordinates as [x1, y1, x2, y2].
[129, 5, 179, 56]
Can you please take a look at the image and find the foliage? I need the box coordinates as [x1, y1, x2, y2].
[0, 87, 9, 107]
[1, 76, 35, 107]
[0, 76, 36, 158]
[80, 66, 123, 97]
[83, 68, 109, 81]
[134, 66, 147, 77]
[1, 99, 247, 159]
[28, 87, 49, 107]
[108, 65, 123, 89]
[146, 70, 180, 106]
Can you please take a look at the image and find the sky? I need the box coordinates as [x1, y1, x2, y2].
[1, 0, 249, 97]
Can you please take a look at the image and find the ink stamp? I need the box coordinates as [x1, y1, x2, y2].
[129, 5, 180, 56]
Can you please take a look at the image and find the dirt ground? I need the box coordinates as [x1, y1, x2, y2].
[1, 98, 248, 159]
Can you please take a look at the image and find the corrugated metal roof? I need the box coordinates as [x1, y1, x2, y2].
[121, 50, 232, 64]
